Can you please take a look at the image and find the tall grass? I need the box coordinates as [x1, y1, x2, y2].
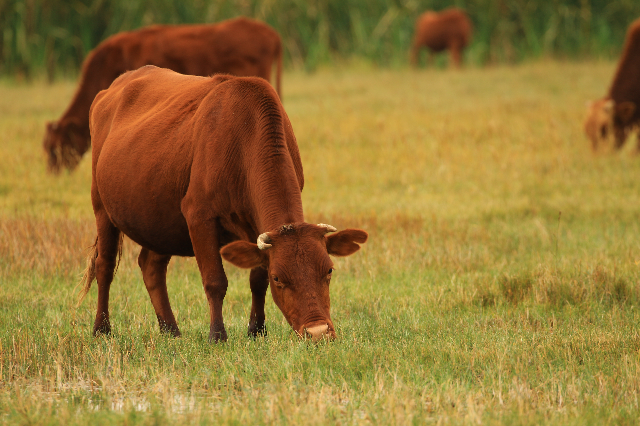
[1, 0, 639, 79]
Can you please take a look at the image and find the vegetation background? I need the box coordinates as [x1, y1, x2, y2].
[2, 0, 640, 78]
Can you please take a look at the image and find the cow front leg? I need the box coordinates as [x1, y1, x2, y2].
[184, 215, 228, 342]
[200, 253, 228, 343]
[248, 267, 269, 337]
[138, 248, 180, 336]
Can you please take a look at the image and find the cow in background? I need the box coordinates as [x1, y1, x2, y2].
[411, 8, 473, 69]
[585, 18, 640, 152]
[44, 17, 282, 172]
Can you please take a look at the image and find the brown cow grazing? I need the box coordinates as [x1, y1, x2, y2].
[411, 8, 473, 69]
[44, 17, 282, 172]
[584, 18, 640, 151]
[79, 65, 368, 343]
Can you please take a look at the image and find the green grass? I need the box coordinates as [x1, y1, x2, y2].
[2, 61, 640, 424]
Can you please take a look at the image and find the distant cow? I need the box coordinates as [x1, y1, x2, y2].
[79, 66, 368, 343]
[584, 18, 640, 151]
[44, 17, 282, 172]
[411, 8, 473, 68]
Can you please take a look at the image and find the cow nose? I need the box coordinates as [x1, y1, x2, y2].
[304, 324, 329, 342]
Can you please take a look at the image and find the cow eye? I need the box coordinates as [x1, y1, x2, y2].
[271, 275, 285, 288]
[328, 268, 334, 275]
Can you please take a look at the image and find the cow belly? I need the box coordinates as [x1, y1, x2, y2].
[424, 35, 448, 52]
[95, 136, 195, 257]
[108, 204, 194, 257]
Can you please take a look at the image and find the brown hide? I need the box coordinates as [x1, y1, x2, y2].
[585, 18, 640, 151]
[83, 66, 368, 342]
[44, 17, 283, 172]
[411, 8, 473, 68]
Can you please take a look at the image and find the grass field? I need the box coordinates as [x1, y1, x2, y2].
[2, 61, 640, 424]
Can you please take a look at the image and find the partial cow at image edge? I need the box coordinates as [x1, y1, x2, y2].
[584, 17, 640, 152]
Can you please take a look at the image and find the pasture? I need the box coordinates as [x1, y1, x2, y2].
[2, 61, 640, 424]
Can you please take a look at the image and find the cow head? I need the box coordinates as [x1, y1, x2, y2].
[584, 99, 614, 151]
[584, 98, 637, 151]
[220, 222, 368, 342]
[43, 119, 87, 172]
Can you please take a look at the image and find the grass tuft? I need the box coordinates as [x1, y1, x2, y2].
[500, 273, 534, 305]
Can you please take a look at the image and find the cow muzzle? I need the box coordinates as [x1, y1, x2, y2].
[302, 323, 334, 342]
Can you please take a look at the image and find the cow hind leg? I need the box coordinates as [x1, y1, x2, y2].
[138, 248, 180, 337]
[248, 267, 269, 337]
[93, 211, 122, 336]
[449, 42, 462, 69]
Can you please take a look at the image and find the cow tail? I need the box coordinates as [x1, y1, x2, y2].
[276, 38, 282, 99]
[76, 234, 123, 306]
[77, 237, 98, 306]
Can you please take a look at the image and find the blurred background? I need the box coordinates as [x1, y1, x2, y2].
[1, 0, 639, 80]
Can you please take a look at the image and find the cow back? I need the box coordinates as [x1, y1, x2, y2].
[89, 66, 302, 255]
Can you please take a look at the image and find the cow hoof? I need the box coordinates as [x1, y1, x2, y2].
[158, 318, 181, 337]
[169, 328, 182, 337]
[209, 325, 227, 343]
[160, 325, 182, 337]
[248, 322, 267, 338]
[92, 321, 111, 336]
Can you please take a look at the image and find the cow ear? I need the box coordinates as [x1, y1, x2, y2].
[616, 102, 636, 123]
[220, 241, 266, 269]
[326, 229, 368, 257]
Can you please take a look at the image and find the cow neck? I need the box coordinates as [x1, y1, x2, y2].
[62, 76, 97, 129]
[245, 147, 304, 234]
[249, 170, 304, 234]
[59, 48, 115, 148]
[54, 89, 92, 160]
[232, 81, 305, 235]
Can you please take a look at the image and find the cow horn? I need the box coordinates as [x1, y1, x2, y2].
[317, 223, 337, 233]
[257, 233, 272, 250]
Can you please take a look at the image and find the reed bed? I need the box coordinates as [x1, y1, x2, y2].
[1, 0, 639, 79]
